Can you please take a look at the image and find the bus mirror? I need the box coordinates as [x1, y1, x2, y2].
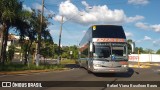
[90, 42, 93, 52]
[78, 51, 81, 58]
[129, 42, 135, 53]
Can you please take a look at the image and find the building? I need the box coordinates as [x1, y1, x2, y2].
[0, 32, 29, 61]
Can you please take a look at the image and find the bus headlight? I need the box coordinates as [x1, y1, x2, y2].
[122, 65, 127, 67]
[94, 64, 102, 67]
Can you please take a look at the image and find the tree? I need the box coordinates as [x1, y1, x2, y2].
[41, 40, 54, 58]
[0, 0, 54, 65]
[22, 10, 53, 64]
[7, 44, 15, 63]
[14, 11, 31, 65]
[156, 49, 160, 54]
[61, 45, 78, 59]
[144, 48, 154, 54]
[0, 0, 28, 64]
[15, 9, 52, 65]
[127, 39, 133, 54]
[53, 44, 59, 58]
[70, 45, 78, 59]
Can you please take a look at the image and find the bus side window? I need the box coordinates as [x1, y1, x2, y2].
[81, 46, 89, 58]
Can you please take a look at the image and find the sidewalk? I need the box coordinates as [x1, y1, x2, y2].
[129, 62, 160, 68]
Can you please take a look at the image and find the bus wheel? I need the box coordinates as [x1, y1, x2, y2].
[87, 70, 92, 74]
[79, 65, 83, 69]
[79, 63, 83, 68]
[87, 65, 92, 74]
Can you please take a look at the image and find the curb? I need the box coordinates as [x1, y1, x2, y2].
[0, 68, 70, 75]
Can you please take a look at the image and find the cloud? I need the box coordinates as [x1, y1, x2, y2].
[32, 3, 41, 10]
[125, 32, 133, 37]
[47, 25, 60, 38]
[135, 22, 160, 33]
[135, 22, 150, 30]
[81, 1, 90, 8]
[53, 15, 67, 23]
[144, 36, 152, 41]
[150, 24, 160, 33]
[23, 4, 32, 12]
[54, 0, 144, 25]
[128, 0, 149, 5]
[126, 15, 144, 23]
[136, 36, 152, 43]
[32, 3, 55, 15]
[153, 39, 160, 46]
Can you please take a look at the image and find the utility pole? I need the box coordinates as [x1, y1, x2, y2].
[0, 26, 2, 62]
[138, 49, 140, 67]
[36, 0, 44, 67]
[58, 16, 64, 64]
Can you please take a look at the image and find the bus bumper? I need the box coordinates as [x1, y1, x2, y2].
[92, 67, 129, 73]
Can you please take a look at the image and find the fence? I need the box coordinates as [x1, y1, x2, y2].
[129, 54, 160, 62]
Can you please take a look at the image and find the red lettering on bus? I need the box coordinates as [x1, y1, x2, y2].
[129, 56, 138, 61]
[96, 38, 125, 42]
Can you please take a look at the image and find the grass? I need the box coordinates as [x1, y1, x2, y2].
[0, 59, 78, 72]
[60, 59, 77, 64]
[0, 63, 65, 71]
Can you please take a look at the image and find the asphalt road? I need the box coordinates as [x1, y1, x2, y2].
[0, 64, 160, 90]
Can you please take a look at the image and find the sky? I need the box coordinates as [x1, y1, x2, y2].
[21, 0, 160, 52]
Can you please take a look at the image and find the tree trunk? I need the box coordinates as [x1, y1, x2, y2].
[24, 43, 29, 65]
[0, 30, 4, 63]
[26, 40, 33, 65]
[24, 40, 33, 65]
[28, 41, 33, 59]
[0, 23, 9, 65]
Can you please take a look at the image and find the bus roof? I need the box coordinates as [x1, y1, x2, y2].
[91, 25, 126, 39]
[79, 25, 126, 47]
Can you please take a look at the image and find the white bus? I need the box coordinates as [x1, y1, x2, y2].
[78, 25, 130, 73]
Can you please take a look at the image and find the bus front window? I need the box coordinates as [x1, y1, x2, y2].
[112, 46, 127, 60]
[93, 46, 110, 58]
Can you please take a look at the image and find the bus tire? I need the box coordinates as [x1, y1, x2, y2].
[78, 62, 83, 68]
[87, 69, 92, 74]
[79, 65, 83, 68]
[87, 63, 92, 74]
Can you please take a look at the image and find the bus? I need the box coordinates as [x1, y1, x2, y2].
[78, 25, 130, 73]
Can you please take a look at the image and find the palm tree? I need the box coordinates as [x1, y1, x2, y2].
[20, 10, 53, 65]
[0, 0, 26, 64]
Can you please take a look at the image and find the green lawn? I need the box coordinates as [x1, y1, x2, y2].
[0, 63, 65, 71]
[60, 59, 77, 64]
[0, 59, 78, 71]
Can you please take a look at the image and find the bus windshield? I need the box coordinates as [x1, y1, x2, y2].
[93, 46, 111, 59]
[93, 43, 127, 60]
[112, 46, 127, 60]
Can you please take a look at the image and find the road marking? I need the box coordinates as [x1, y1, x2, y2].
[152, 69, 160, 73]
[0, 74, 31, 78]
[0, 75, 8, 77]
[129, 64, 150, 68]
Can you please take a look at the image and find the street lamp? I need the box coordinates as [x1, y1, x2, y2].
[57, 13, 83, 64]
[35, 0, 44, 67]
